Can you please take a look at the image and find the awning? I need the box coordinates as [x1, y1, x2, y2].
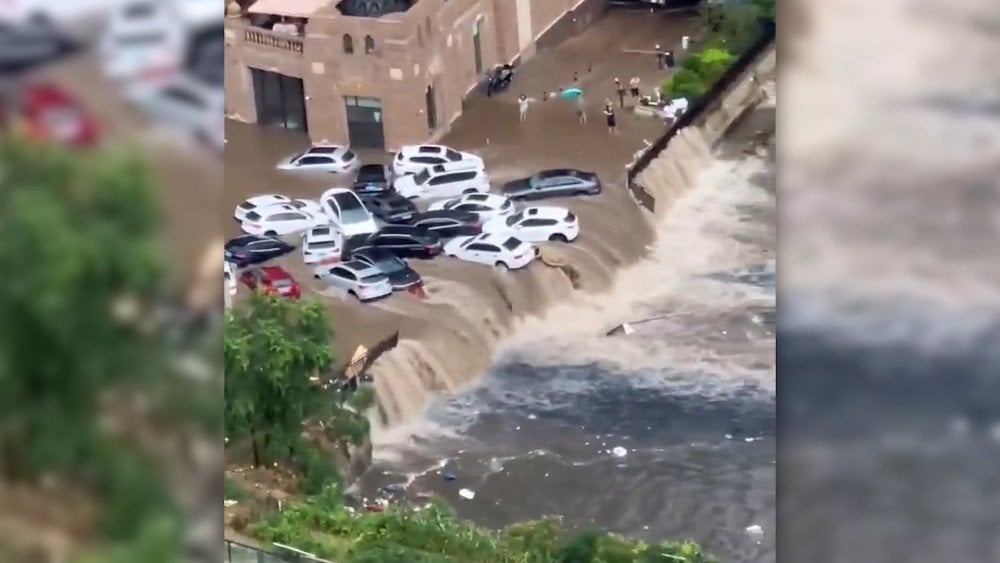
[248, 0, 330, 18]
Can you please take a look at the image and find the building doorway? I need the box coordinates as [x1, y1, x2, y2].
[344, 96, 385, 149]
[250, 68, 307, 133]
[472, 17, 484, 75]
[425, 84, 437, 131]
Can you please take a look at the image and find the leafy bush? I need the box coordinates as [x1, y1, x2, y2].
[660, 68, 708, 99]
[251, 485, 718, 563]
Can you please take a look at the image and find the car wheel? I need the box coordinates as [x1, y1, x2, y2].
[549, 233, 568, 242]
[495, 261, 509, 271]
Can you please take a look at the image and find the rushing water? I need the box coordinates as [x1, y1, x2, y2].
[360, 143, 777, 561]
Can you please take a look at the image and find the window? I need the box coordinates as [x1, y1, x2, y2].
[360, 273, 385, 283]
[273, 212, 302, 221]
[428, 174, 453, 186]
[309, 146, 339, 154]
[413, 170, 431, 185]
[452, 171, 478, 182]
[502, 238, 521, 251]
[298, 156, 331, 165]
[412, 156, 442, 164]
[522, 219, 555, 227]
[418, 146, 439, 154]
[310, 240, 339, 250]
[445, 149, 463, 161]
[466, 243, 492, 252]
[343, 34, 354, 54]
[245, 211, 262, 221]
[343, 150, 357, 161]
[364, 35, 375, 54]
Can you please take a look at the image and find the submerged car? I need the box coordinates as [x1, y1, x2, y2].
[360, 192, 418, 223]
[277, 145, 359, 174]
[350, 248, 422, 291]
[482, 206, 579, 242]
[343, 225, 443, 260]
[444, 233, 537, 270]
[352, 163, 393, 195]
[392, 144, 484, 176]
[239, 265, 301, 299]
[314, 260, 393, 302]
[224, 234, 294, 267]
[501, 169, 601, 201]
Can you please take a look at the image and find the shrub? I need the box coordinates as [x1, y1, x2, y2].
[660, 68, 708, 99]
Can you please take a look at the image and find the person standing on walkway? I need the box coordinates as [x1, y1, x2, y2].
[655, 44, 665, 69]
[629, 75, 641, 99]
[603, 100, 617, 134]
[575, 95, 587, 124]
[614, 78, 626, 108]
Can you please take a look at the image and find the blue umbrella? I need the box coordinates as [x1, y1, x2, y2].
[559, 87, 583, 100]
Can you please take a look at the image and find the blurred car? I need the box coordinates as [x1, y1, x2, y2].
[320, 188, 379, 238]
[344, 226, 443, 260]
[224, 234, 294, 268]
[501, 169, 601, 200]
[224, 260, 236, 307]
[482, 206, 579, 242]
[301, 225, 343, 265]
[393, 163, 489, 200]
[8, 84, 98, 147]
[428, 193, 515, 221]
[277, 145, 359, 174]
[130, 74, 223, 152]
[0, 18, 77, 72]
[239, 265, 301, 299]
[360, 192, 418, 224]
[240, 203, 328, 236]
[313, 260, 393, 302]
[101, 0, 218, 89]
[392, 144, 484, 176]
[444, 233, 537, 270]
[352, 163, 392, 195]
[350, 248, 422, 291]
[406, 210, 483, 239]
[1, 0, 127, 27]
[234, 194, 292, 222]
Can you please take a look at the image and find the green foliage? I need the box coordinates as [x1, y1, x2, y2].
[660, 68, 708, 99]
[699, 1, 768, 54]
[225, 293, 371, 493]
[250, 486, 717, 563]
[752, 0, 776, 21]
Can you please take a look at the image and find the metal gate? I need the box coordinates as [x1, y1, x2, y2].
[343, 96, 385, 149]
[251, 68, 307, 133]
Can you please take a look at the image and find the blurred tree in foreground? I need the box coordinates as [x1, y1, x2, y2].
[0, 139, 219, 561]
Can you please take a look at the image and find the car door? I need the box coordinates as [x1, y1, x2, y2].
[246, 240, 273, 263]
[323, 266, 349, 292]
[554, 177, 580, 197]
[472, 243, 501, 265]
[519, 218, 556, 241]
[295, 155, 334, 171]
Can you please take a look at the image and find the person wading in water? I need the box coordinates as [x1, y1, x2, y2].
[603, 100, 617, 134]
[614, 78, 626, 108]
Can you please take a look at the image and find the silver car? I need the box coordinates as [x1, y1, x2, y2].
[501, 169, 601, 201]
[313, 259, 392, 302]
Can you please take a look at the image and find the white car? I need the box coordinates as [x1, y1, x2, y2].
[234, 194, 292, 222]
[392, 144, 484, 176]
[301, 225, 343, 265]
[320, 188, 379, 238]
[393, 163, 490, 200]
[101, 0, 217, 88]
[277, 145, 359, 174]
[240, 203, 327, 236]
[131, 74, 223, 152]
[314, 260, 393, 302]
[482, 206, 579, 242]
[444, 233, 537, 270]
[427, 193, 516, 221]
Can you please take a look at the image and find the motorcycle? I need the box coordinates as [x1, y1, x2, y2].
[485, 63, 515, 96]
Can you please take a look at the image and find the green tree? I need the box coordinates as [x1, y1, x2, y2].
[699, 1, 765, 54]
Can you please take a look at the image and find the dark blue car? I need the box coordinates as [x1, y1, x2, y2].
[224, 235, 294, 268]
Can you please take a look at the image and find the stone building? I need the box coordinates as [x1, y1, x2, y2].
[224, 0, 605, 150]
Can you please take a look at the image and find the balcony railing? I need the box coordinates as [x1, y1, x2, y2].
[244, 28, 304, 54]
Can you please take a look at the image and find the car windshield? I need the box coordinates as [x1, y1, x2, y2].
[376, 258, 405, 273]
[238, 201, 256, 210]
[413, 169, 431, 185]
[360, 273, 386, 284]
[445, 149, 463, 161]
[332, 193, 369, 223]
[505, 213, 522, 227]
[245, 211, 262, 221]
[502, 237, 521, 251]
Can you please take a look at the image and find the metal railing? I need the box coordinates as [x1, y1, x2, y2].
[625, 27, 776, 194]
[244, 28, 305, 54]
[226, 539, 333, 563]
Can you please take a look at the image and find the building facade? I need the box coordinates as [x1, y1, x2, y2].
[224, 0, 605, 150]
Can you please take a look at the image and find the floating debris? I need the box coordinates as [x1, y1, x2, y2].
[458, 488, 476, 500]
[612, 446, 628, 458]
[442, 472, 458, 482]
[746, 524, 763, 536]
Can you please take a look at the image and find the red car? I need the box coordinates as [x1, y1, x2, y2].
[16, 84, 99, 148]
[239, 266, 301, 299]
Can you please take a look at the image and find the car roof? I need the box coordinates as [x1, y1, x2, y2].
[429, 161, 481, 174]
[306, 226, 340, 240]
[518, 206, 569, 219]
[257, 203, 299, 215]
[247, 194, 290, 204]
[227, 235, 259, 246]
[458, 193, 505, 205]
[307, 145, 348, 156]
[380, 224, 426, 235]
[259, 266, 291, 279]
[354, 247, 395, 261]
[416, 210, 477, 221]
[400, 144, 446, 156]
[339, 260, 381, 275]
[471, 233, 512, 246]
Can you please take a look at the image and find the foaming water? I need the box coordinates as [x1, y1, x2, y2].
[362, 149, 776, 561]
